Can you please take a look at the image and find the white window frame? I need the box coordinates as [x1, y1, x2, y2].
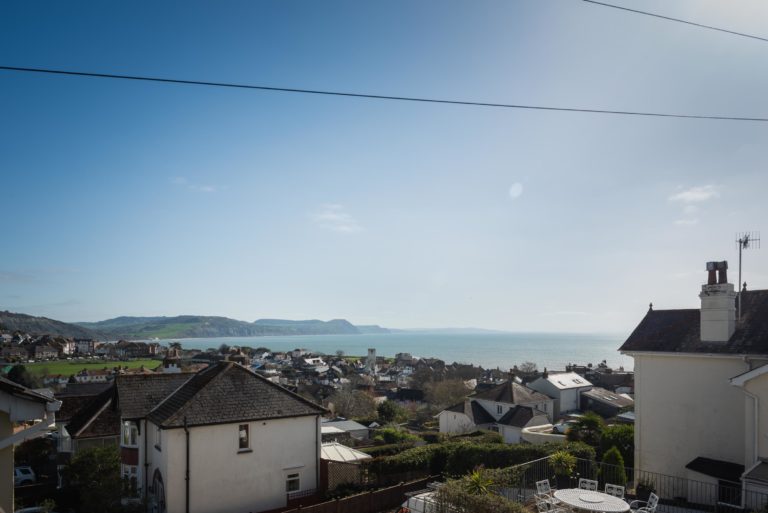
[238, 424, 250, 452]
[286, 472, 301, 492]
[122, 421, 138, 447]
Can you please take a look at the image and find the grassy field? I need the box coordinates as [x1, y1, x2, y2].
[21, 359, 161, 376]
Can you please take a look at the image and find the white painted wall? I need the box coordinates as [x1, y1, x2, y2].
[438, 410, 474, 435]
[148, 415, 320, 513]
[500, 415, 549, 444]
[632, 353, 748, 479]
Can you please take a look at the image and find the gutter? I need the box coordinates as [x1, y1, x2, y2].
[0, 406, 59, 451]
[184, 417, 190, 513]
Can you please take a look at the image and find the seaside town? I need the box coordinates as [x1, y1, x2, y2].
[3, 260, 768, 513]
[4, 2, 768, 513]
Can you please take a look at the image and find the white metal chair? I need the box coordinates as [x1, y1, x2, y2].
[536, 479, 554, 496]
[535, 479, 561, 507]
[578, 478, 598, 491]
[629, 492, 659, 513]
[536, 495, 568, 513]
[605, 483, 625, 499]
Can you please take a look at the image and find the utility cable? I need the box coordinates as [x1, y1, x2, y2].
[2, 65, 768, 122]
[582, 0, 768, 44]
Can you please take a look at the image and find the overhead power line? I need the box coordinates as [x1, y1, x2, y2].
[1, 64, 768, 122]
[582, 0, 768, 43]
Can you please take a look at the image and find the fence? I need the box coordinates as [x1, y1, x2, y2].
[282, 475, 438, 513]
[504, 456, 768, 513]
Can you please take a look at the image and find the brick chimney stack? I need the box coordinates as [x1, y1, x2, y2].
[699, 261, 736, 342]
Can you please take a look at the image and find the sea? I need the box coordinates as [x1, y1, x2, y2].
[171, 331, 633, 371]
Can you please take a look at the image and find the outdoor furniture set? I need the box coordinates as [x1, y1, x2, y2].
[535, 479, 660, 513]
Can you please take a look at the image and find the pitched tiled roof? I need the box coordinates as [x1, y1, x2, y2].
[619, 289, 768, 354]
[66, 386, 119, 439]
[147, 362, 326, 428]
[469, 400, 496, 425]
[581, 387, 634, 408]
[115, 373, 191, 420]
[497, 405, 545, 428]
[472, 381, 549, 404]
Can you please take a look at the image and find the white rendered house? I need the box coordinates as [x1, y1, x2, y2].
[621, 260, 768, 508]
[437, 381, 552, 443]
[110, 362, 326, 513]
[527, 371, 593, 420]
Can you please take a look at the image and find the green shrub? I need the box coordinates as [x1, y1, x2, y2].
[359, 442, 418, 458]
[373, 426, 420, 444]
[599, 446, 627, 487]
[420, 431, 447, 444]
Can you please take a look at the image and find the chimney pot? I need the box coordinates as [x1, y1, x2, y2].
[743, 282, 748, 292]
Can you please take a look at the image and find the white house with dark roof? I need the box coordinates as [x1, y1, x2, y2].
[437, 381, 552, 443]
[0, 376, 61, 513]
[527, 371, 593, 420]
[620, 260, 768, 509]
[60, 362, 326, 513]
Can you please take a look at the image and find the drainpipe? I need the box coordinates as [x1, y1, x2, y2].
[184, 417, 190, 513]
[143, 420, 149, 512]
[315, 415, 320, 493]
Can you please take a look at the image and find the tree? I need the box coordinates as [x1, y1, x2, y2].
[335, 349, 345, 358]
[566, 411, 604, 447]
[329, 388, 377, 419]
[377, 400, 406, 423]
[169, 341, 182, 350]
[600, 424, 634, 468]
[218, 343, 230, 355]
[424, 379, 471, 411]
[599, 446, 627, 487]
[64, 446, 122, 513]
[7, 365, 41, 389]
[518, 361, 538, 375]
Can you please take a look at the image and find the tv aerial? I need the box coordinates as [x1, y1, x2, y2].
[736, 231, 760, 321]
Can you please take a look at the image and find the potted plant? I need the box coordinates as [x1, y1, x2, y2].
[635, 477, 656, 502]
[550, 450, 577, 489]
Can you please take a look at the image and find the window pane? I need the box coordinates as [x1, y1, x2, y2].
[239, 424, 249, 449]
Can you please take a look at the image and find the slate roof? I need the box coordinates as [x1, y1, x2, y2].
[472, 381, 549, 404]
[321, 419, 369, 433]
[147, 362, 326, 428]
[497, 405, 547, 428]
[58, 382, 112, 397]
[581, 387, 634, 408]
[115, 373, 191, 420]
[620, 289, 768, 354]
[469, 400, 496, 425]
[66, 386, 120, 439]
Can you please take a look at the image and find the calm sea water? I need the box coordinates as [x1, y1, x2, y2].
[173, 332, 633, 371]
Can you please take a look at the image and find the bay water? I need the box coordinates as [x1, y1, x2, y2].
[173, 331, 633, 371]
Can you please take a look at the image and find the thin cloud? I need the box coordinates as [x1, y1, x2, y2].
[171, 176, 220, 193]
[312, 204, 362, 233]
[669, 185, 720, 203]
[674, 218, 699, 226]
[509, 182, 524, 199]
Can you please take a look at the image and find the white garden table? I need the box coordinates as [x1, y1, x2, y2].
[553, 489, 630, 513]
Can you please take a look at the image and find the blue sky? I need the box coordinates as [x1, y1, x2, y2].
[2, 0, 767, 333]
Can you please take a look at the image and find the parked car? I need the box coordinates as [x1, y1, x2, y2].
[14, 465, 36, 486]
[553, 420, 577, 434]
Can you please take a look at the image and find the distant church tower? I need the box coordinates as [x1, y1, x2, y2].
[367, 348, 377, 376]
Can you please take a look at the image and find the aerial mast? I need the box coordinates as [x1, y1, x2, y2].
[736, 231, 760, 322]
